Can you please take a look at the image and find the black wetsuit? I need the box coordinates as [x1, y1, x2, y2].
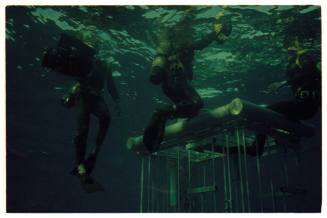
[143, 31, 220, 153]
[248, 53, 321, 156]
[160, 45, 203, 118]
[73, 58, 119, 166]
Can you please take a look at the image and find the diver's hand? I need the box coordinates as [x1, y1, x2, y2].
[267, 81, 286, 93]
[215, 11, 225, 20]
[214, 23, 223, 35]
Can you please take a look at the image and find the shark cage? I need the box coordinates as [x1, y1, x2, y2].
[127, 98, 318, 212]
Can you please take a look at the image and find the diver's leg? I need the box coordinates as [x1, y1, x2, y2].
[246, 101, 298, 156]
[143, 85, 204, 153]
[143, 103, 190, 153]
[153, 84, 204, 119]
[83, 96, 110, 175]
[91, 96, 111, 155]
[143, 106, 169, 153]
[74, 99, 90, 168]
[172, 83, 204, 118]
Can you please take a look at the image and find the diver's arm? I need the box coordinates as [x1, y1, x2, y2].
[268, 66, 320, 93]
[267, 80, 288, 93]
[193, 13, 231, 50]
[192, 20, 227, 50]
[192, 31, 217, 51]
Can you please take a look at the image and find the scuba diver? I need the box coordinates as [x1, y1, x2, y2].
[223, 38, 321, 156]
[66, 58, 120, 178]
[143, 10, 232, 153]
[43, 34, 120, 184]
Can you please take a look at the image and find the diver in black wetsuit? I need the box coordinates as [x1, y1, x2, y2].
[143, 11, 232, 153]
[226, 38, 321, 156]
[64, 57, 120, 176]
[43, 34, 120, 191]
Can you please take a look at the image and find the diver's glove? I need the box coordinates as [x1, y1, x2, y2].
[61, 82, 80, 108]
[214, 23, 223, 35]
[213, 23, 228, 43]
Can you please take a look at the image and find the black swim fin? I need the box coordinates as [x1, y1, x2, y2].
[79, 175, 105, 193]
[70, 165, 104, 193]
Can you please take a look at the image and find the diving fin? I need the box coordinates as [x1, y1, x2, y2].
[70, 164, 104, 193]
[79, 175, 105, 193]
[70, 153, 103, 193]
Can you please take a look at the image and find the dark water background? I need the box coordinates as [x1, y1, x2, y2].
[6, 5, 321, 212]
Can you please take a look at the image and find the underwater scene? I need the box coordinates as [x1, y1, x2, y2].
[6, 5, 321, 212]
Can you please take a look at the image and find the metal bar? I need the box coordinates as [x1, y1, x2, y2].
[140, 157, 145, 212]
[147, 156, 151, 212]
[161, 187, 164, 212]
[203, 166, 206, 212]
[255, 144, 264, 212]
[226, 134, 233, 212]
[280, 170, 287, 212]
[241, 128, 251, 212]
[166, 158, 169, 212]
[234, 179, 240, 212]
[169, 160, 177, 211]
[222, 145, 228, 212]
[188, 150, 191, 187]
[270, 177, 276, 212]
[151, 180, 154, 212]
[151, 156, 156, 213]
[236, 128, 245, 212]
[177, 149, 180, 212]
[188, 185, 217, 194]
[211, 144, 217, 212]
[282, 153, 289, 212]
[188, 149, 191, 212]
[283, 156, 289, 186]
